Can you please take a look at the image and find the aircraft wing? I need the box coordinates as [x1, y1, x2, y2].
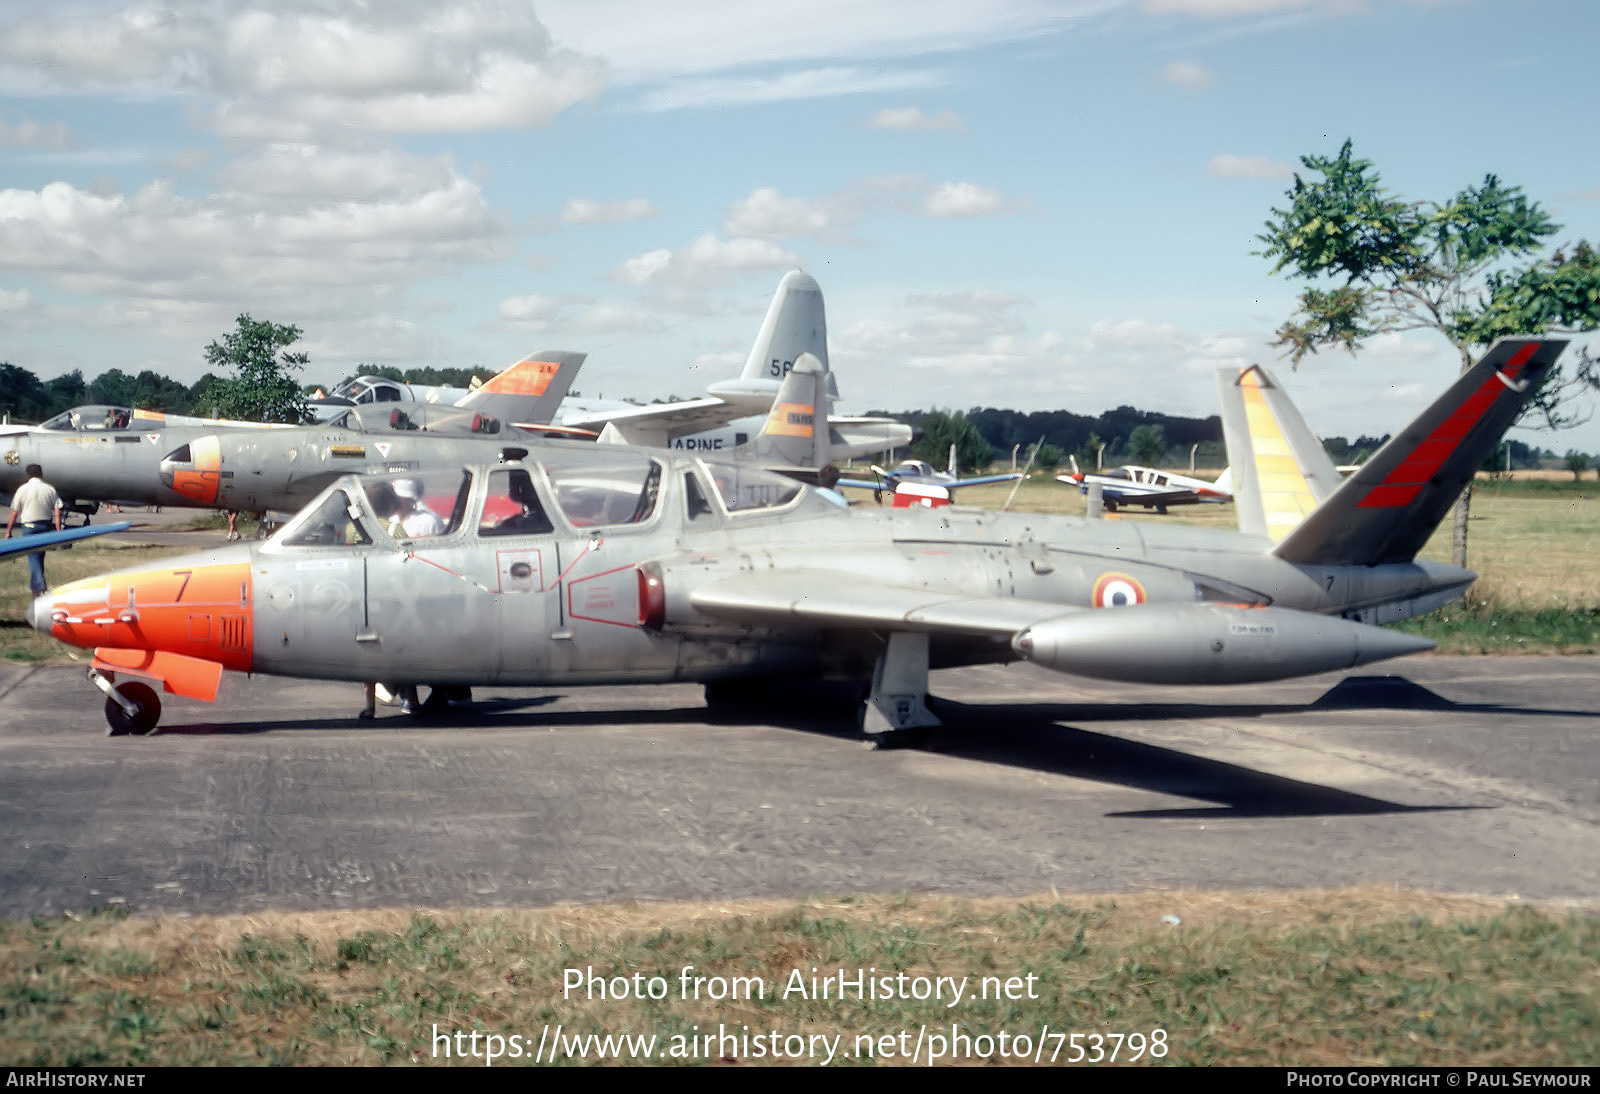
[562, 398, 743, 447]
[835, 476, 884, 491]
[835, 471, 1020, 493]
[1, 521, 131, 558]
[953, 473, 1023, 488]
[688, 569, 1082, 636]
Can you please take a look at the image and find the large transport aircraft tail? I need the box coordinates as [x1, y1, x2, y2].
[707, 269, 836, 406]
[1241, 338, 1565, 567]
[455, 350, 585, 424]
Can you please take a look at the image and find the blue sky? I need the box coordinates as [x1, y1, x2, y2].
[3, 0, 1598, 453]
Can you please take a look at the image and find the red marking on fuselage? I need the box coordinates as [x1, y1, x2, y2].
[567, 563, 642, 627]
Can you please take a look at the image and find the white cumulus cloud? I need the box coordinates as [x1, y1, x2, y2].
[499, 294, 561, 325]
[1204, 153, 1295, 180]
[0, 148, 510, 356]
[722, 188, 837, 240]
[866, 106, 964, 131]
[561, 198, 658, 225]
[613, 233, 800, 288]
[1159, 60, 1214, 90]
[498, 293, 666, 342]
[2, 2, 607, 139]
[0, 116, 72, 149]
[924, 181, 1011, 218]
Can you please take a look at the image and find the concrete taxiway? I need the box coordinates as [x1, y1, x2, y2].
[0, 656, 1595, 918]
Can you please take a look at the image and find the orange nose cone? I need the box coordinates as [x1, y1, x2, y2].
[36, 561, 254, 672]
[167, 435, 224, 505]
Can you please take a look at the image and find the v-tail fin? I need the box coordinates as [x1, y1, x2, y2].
[455, 350, 586, 424]
[749, 352, 830, 473]
[1217, 363, 1342, 544]
[1272, 338, 1566, 566]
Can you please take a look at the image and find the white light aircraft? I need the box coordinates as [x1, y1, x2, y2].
[838, 445, 1022, 507]
[1058, 458, 1232, 513]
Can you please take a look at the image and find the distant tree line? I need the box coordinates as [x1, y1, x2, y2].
[871, 407, 1566, 473]
[0, 360, 477, 425]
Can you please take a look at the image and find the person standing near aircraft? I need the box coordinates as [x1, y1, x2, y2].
[4, 464, 64, 597]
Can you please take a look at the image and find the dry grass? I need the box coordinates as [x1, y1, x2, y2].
[2, 888, 1593, 1066]
[1419, 489, 1600, 610]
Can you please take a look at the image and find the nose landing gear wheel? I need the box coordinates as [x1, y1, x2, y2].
[105, 682, 161, 737]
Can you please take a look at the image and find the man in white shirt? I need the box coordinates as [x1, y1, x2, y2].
[387, 478, 443, 538]
[5, 463, 64, 596]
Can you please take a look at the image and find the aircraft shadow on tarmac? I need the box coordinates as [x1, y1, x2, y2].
[152, 692, 732, 736]
[153, 693, 570, 735]
[910, 674, 1596, 819]
[958, 675, 1600, 724]
[140, 673, 1591, 821]
[739, 675, 1548, 821]
[921, 700, 1475, 821]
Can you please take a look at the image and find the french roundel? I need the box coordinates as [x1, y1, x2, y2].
[1092, 572, 1146, 609]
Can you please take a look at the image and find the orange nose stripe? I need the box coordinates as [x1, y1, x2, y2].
[50, 562, 253, 672]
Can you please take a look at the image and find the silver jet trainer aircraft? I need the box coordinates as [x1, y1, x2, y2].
[29, 338, 1563, 744]
[148, 348, 836, 518]
[0, 351, 586, 519]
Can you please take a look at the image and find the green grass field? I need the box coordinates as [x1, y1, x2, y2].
[2, 890, 1594, 1066]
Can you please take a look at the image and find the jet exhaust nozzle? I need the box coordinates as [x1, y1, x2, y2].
[1013, 603, 1434, 685]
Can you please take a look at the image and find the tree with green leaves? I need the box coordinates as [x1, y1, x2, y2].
[46, 370, 86, 411]
[1075, 431, 1105, 473]
[1025, 440, 1063, 473]
[1257, 140, 1600, 566]
[202, 315, 309, 424]
[0, 363, 52, 422]
[912, 411, 993, 473]
[1125, 424, 1166, 467]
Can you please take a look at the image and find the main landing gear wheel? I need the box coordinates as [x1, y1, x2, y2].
[105, 682, 161, 737]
